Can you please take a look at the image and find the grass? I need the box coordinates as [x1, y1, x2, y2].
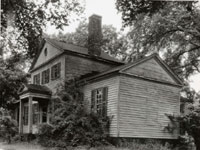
[0, 141, 128, 150]
[0, 141, 44, 150]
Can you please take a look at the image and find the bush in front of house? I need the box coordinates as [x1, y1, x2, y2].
[0, 109, 18, 143]
[37, 123, 55, 147]
[37, 79, 110, 148]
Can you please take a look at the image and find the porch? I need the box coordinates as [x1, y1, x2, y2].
[17, 84, 51, 134]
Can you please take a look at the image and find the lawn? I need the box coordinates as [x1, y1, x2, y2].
[0, 141, 44, 150]
[0, 141, 128, 150]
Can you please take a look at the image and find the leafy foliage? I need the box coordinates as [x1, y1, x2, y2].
[37, 79, 110, 148]
[116, 0, 194, 26]
[178, 104, 200, 150]
[1, 0, 84, 58]
[116, 2, 200, 80]
[0, 57, 27, 108]
[0, 108, 18, 143]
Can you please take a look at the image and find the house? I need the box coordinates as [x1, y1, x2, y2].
[15, 14, 183, 139]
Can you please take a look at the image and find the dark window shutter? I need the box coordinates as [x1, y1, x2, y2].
[58, 63, 61, 78]
[91, 90, 95, 112]
[103, 87, 108, 116]
[42, 71, 44, 84]
[47, 69, 50, 83]
[38, 74, 40, 85]
[51, 66, 54, 80]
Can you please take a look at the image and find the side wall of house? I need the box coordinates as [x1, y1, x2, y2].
[31, 55, 65, 92]
[65, 55, 117, 79]
[118, 75, 181, 139]
[82, 76, 120, 137]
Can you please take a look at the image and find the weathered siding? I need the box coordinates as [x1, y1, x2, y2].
[118, 75, 180, 139]
[34, 42, 62, 68]
[124, 58, 176, 84]
[83, 76, 120, 137]
[31, 55, 65, 92]
[65, 55, 116, 79]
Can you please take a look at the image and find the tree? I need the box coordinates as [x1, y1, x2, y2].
[0, 56, 27, 108]
[1, 0, 84, 59]
[116, 1, 200, 80]
[176, 103, 200, 150]
[116, 0, 194, 26]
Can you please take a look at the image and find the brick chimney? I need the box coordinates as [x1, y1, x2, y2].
[88, 14, 102, 56]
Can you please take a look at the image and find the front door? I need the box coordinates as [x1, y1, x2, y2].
[22, 100, 49, 134]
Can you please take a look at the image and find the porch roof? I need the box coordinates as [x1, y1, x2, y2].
[18, 84, 52, 96]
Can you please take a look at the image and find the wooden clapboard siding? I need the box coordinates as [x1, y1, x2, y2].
[31, 54, 66, 92]
[118, 75, 181, 139]
[82, 76, 120, 137]
[65, 55, 115, 79]
[124, 58, 176, 84]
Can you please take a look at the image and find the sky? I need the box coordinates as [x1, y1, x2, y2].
[46, 0, 200, 92]
[46, 0, 123, 34]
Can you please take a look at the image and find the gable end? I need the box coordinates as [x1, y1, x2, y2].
[120, 54, 183, 85]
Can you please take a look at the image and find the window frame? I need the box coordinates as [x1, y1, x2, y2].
[91, 87, 108, 117]
[33, 73, 40, 85]
[51, 62, 61, 80]
[42, 69, 50, 84]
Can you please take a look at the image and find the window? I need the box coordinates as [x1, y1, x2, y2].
[44, 48, 47, 56]
[42, 69, 50, 84]
[33, 103, 40, 125]
[33, 73, 40, 85]
[91, 87, 108, 117]
[51, 63, 61, 80]
[23, 105, 28, 125]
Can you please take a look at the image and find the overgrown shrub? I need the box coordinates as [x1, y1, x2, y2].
[37, 123, 55, 147]
[37, 79, 110, 148]
[0, 109, 18, 143]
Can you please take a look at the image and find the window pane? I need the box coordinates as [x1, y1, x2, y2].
[33, 73, 40, 85]
[91, 87, 108, 117]
[51, 63, 61, 80]
[33, 103, 40, 125]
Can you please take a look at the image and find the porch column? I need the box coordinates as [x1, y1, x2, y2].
[19, 99, 23, 133]
[47, 102, 50, 124]
[28, 96, 33, 133]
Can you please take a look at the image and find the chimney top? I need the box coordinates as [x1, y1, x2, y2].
[88, 14, 102, 57]
[89, 14, 102, 20]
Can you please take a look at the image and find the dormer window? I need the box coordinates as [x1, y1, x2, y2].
[33, 73, 40, 85]
[44, 48, 47, 56]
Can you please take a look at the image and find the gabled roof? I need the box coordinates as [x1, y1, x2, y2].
[82, 53, 184, 86]
[30, 38, 123, 71]
[46, 38, 122, 63]
[18, 84, 52, 95]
